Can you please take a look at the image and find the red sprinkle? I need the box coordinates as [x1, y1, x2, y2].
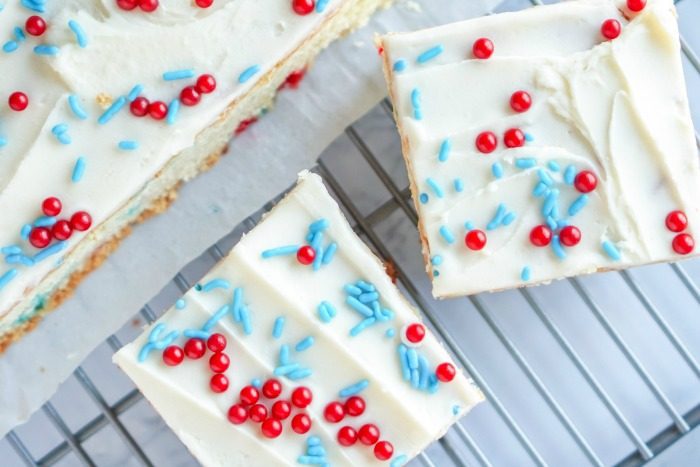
[504, 128, 525, 148]
[472, 37, 494, 59]
[227, 404, 247, 424]
[29, 227, 51, 248]
[284, 69, 306, 89]
[291, 386, 313, 408]
[271, 400, 292, 420]
[627, 0, 646, 12]
[148, 101, 168, 120]
[337, 426, 358, 446]
[324, 401, 345, 423]
[665, 210, 688, 233]
[601, 19, 621, 40]
[25, 16, 47, 36]
[559, 225, 582, 247]
[210, 373, 229, 393]
[358, 423, 380, 445]
[209, 352, 230, 373]
[139, 0, 159, 12]
[510, 90, 532, 113]
[42, 197, 62, 217]
[436, 362, 456, 382]
[291, 413, 312, 434]
[475, 131, 497, 154]
[465, 229, 487, 251]
[195, 0, 213, 7]
[51, 220, 73, 241]
[374, 440, 394, 461]
[292, 0, 314, 15]
[574, 170, 598, 193]
[249, 403, 268, 423]
[240, 385, 260, 406]
[530, 225, 553, 247]
[207, 333, 227, 352]
[235, 117, 258, 135]
[184, 338, 206, 359]
[261, 418, 283, 438]
[195, 74, 217, 94]
[296, 245, 316, 265]
[162, 345, 184, 366]
[130, 97, 150, 117]
[70, 211, 92, 231]
[8, 92, 28, 111]
[344, 396, 366, 417]
[672, 233, 694, 255]
[116, 0, 138, 10]
[262, 378, 283, 399]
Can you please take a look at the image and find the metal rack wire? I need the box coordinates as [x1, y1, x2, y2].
[2, 0, 700, 465]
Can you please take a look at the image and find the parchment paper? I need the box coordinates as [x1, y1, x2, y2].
[0, 0, 500, 436]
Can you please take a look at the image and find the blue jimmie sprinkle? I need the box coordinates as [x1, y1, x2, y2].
[346, 296, 373, 317]
[295, 336, 315, 352]
[426, 178, 444, 198]
[118, 140, 139, 151]
[288, 368, 313, 381]
[68, 20, 87, 47]
[417, 44, 443, 63]
[385, 328, 395, 338]
[317, 301, 336, 323]
[166, 98, 180, 125]
[279, 344, 290, 365]
[127, 84, 143, 102]
[14, 27, 26, 42]
[98, 96, 127, 124]
[308, 218, 329, 233]
[175, 299, 186, 310]
[542, 189, 559, 217]
[391, 455, 409, 467]
[502, 212, 516, 226]
[515, 157, 537, 169]
[431, 255, 443, 266]
[240, 306, 252, 335]
[486, 204, 507, 230]
[3, 41, 18, 53]
[183, 329, 210, 339]
[162, 68, 195, 81]
[34, 216, 56, 227]
[345, 284, 362, 295]
[393, 59, 407, 72]
[67, 95, 88, 120]
[568, 194, 589, 216]
[465, 221, 475, 231]
[261, 245, 299, 258]
[439, 225, 455, 244]
[557, 219, 570, 229]
[548, 161, 561, 172]
[350, 317, 376, 336]
[52, 124, 69, 140]
[298, 456, 327, 465]
[20, 224, 32, 240]
[0, 269, 18, 291]
[339, 379, 369, 398]
[398, 345, 410, 380]
[322, 242, 337, 264]
[533, 182, 548, 197]
[411, 88, 422, 120]
[316, 0, 330, 12]
[521, 266, 531, 281]
[1, 246, 22, 255]
[238, 65, 260, 83]
[138, 324, 179, 362]
[602, 241, 621, 261]
[72, 156, 86, 183]
[21, 0, 45, 13]
[232, 287, 244, 321]
[5, 254, 34, 266]
[524, 133, 534, 142]
[564, 165, 576, 185]
[199, 278, 231, 292]
[546, 215, 558, 232]
[201, 304, 229, 332]
[33, 44, 59, 55]
[274, 363, 300, 376]
[438, 138, 451, 162]
[454, 178, 464, 192]
[272, 316, 285, 339]
[551, 235, 566, 260]
[537, 168, 554, 186]
[251, 378, 262, 388]
[492, 162, 504, 179]
[419, 193, 429, 204]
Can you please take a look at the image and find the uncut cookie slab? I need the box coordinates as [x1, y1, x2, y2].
[380, 0, 699, 298]
[114, 172, 483, 466]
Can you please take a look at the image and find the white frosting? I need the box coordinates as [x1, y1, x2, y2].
[0, 0, 349, 330]
[113, 172, 483, 466]
[381, 0, 699, 297]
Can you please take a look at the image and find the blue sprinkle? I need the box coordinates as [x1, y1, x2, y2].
[417, 44, 443, 64]
[201, 304, 229, 332]
[407, 348, 418, 369]
[33, 44, 59, 55]
[502, 212, 516, 226]
[546, 215, 558, 231]
[346, 296, 374, 318]
[426, 178, 444, 198]
[162, 68, 195, 81]
[5, 254, 34, 266]
[454, 178, 464, 192]
[439, 225, 455, 244]
[419, 193, 429, 204]
[391, 455, 409, 467]
[166, 98, 180, 125]
[568, 194, 589, 216]
[321, 242, 337, 264]
[602, 241, 621, 261]
[524, 133, 534, 142]
[240, 307, 252, 335]
[175, 299, 186, 309]
[492, 162, 504, 179]
[515, 157, 537, 169]
[464, 221, 475, 231]
[557, 219, 570, 229]
[1, 246, 22, 255]
[431, 255, 443, 266]
[418, 355, 430, 389]
[232, 287, 243, 320]
[393, 59, 407, 72]
[98, 96, 126, 124]
[118, 140, 139, 151]
[344, 284, 362, 296]
[312, 244, 324, 271]
[350, 317, 376, 336]
[127, 85, 143, 102]
[537, 168, 554, 186]
[358, 292, 379, 303]
[385, 328, 395, 338]
[288, 368, 313, 380]
[67, 95, 88, 120]
[542, 189, 559, 217]
[438, 139, 451, 162]
[398, 345, 410, 380]
[356, 280, 375, 292]
[274, 363, 300, 376]
[308, 218, 329, 233]
[452, 405, 461, 415]
[411, 88, 422, 120]
[295, 336, 315, 352]
[261, 245, 299, 258]
[34, 216, 56, 227]
[298, 456, 327, 465]
[33, 241, 65, 263]
[339, 379, 369, 398]
[21, 0, 44, 12]
[307, 446, 325, 457]
[183, 329, 210, 339]
[547, 161, 560, 172]
[551, 235, 566, 260]
[486, 204, 507, 230]
[20, 224, 32, 240]
[68, 20, 87, 47]
[200, 278, 231, 292]
[56, 132, 71, 145]
[533, 182, 548, 197]
[410, 368, 420, 388]
[307, 436, 321, 447]
[251, 378, 262, 388]
[310, 231, 323, 251]
[279, 344, 290, 365]
[316, 0, 330, 12]
[14, 27, 26, 42]
[3, 41, 18, 53]
[564, 165, 576, 185]
[272, 316, 285, 339]
[0, 269, 18, 291]
[72, 157, 86, 183]
[521, 266, 531, 281]
[238, 65, 260, 84]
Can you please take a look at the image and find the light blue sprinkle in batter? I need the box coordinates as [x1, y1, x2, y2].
[127, 84, 143, 102]
[3, 41, 18, 53]
[547, 160, 560, 172]
[439, 225, 455, 244]
[72, 156, 86, 183]
[502, 212, 516, 226]
[339, 379, 369, 398]
[68, 20, 87, 47]
[411, 88, 422, 120]
[521, 266, 531, 281]
[438, 138, 451, 162]
[537, 168, 553, 186]
[98, 96, 126, 125]
[322, 242, 337, 264]
[564, 165, 576, 185]
[34, 216, 56, 227]
[486, 203, 507, 230]
[272, 316, 285, 339]
[118, 140, 139, 151]
[602, 240, 621, 260]
[295, 336, 315, 352]
[568, 194, 589, 216]
[551, 235, 566, 260]
[393, 59, 407, 72]
[162, 68, 194, 81]
[166, 98, 180, 125]
[68, 95, 88, 120]
[261, 245, 299, 258]
[200, 278, 231, 292]
[492, 162, 504, 179]
[239, 65, 260, 84]
[426, 178, 444, 198]
[515, 157, 536, 169]
[0, 269, 18, 291]
[33, 44, 58, 55]
[417, 44, 443, 63]
[21, 224, 32, 240]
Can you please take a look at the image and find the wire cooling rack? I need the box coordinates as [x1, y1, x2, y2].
[2, 0, 700, 465]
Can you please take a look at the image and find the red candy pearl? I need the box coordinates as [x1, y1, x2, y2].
[344, 396, 366, 417]
[504, 128, 525, 148]
[184, 338, 206, 359]
[296, 245, 315, 265]
[627, 0, 646, 12]
[324, 401, 345, 423]
[195, 74, 216, 94]
[249, 404, 268, 423]
[436, 362, 456, 382]
[601, 19, 621, 40]
[42, 197, 62, 216]
[574, 170, 598, 193]
[271, 400, 292, 420]
[358, 424, 380, 445]
[472, 37, 494, 59]
[29, 227, 51, 248]
[405, 323, 425, 344]
[672, 233, 694, 255]
[292, 0, 314, 15]
[25, 16, 47, 36]
[240, 385, 260, 406]
[209, 352, 230, 373]
[559, 225, 582, 247]
[227, 404, 248, 424]
[8, 92, 28, 111]
[180, 86, 201, 106]
[337, 426, 357, 446]
[130, 97, 149, 117]
[116, 0, 138, 10]
[139, 0, 159, 12]
[475, 131, 497, 154]
[530, 225, 552, 247]
[665, 210, 688, 233]
[148, 101, 168, 120]
[207, 333, 227, 352]
[70, 211, 92, 231]
[195, 0, 213, 7]
[291, 386, 313, 408]
[510, 90, 532, 113]
[262, 378, 282, 399]
[291, 413, 312, 434]
[465, 229, 487, 251]
[162, 345, 184, 366]
[374, 440, 394, 461]
[210, 373, 229, 393]
[51, 220, 73, 241]
[261, 418, 283, 438]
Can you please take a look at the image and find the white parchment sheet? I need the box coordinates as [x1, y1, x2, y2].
[0, 0, 499, 436]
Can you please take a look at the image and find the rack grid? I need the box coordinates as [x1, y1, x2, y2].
[2, 0, 700, 465]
